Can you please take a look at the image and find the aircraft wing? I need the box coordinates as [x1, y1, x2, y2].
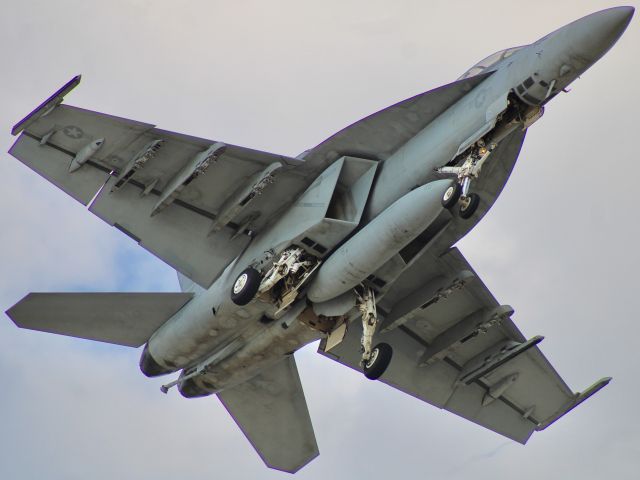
[9, 77, 311, 288]
[319, 246, 610, 442]
[217, 355, 319, 473]
[9, 73, 495, 288]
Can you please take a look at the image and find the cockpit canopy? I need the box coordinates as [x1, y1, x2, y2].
[458, 46, 525, 80]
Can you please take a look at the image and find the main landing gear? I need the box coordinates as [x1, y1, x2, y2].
[438, 141, 494, 219]
[230, 247, 320, 308]
[356, 287, 392, 380]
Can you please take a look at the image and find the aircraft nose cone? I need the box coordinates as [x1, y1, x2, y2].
[590, 6, 634, 39]
[575, 6, 634, 61]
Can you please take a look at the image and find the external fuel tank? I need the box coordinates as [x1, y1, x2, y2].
[307, 179, 451, 303]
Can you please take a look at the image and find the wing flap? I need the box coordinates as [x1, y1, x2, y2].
[443, 375, 536, 443]
[218, 355, 319, 473]
[468, 343, 574, 422]
[9, 133, 110, 205]
[391, 247, 579, 433]
[88, 175, 251, 288]
[6, 292, 193, 347]
[405, 248, 576, 422]
[320, 321, 537, 443]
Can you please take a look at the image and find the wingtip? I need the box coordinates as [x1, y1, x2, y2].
[596, 377, 613, 392]
[10, 74, 83, 136]
[536, 376, 612, 431]
[581, 376, 612, 395]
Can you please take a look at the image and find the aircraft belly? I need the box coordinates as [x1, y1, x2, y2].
[144, 157, 379, 374]
[145, 263, 276, 372]
[179, 304, 322, 396]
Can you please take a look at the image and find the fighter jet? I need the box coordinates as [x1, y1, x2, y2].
[5, 6, 634, 473]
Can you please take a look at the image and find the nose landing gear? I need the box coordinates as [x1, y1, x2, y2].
[438, 141, 494, 219]
[442, 182, 462, 209]
[459, 192, 481, 219]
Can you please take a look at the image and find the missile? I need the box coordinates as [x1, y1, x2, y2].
[307, 179, 451, 303]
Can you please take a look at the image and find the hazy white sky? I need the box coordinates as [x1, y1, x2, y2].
[1, 1, 639, 479]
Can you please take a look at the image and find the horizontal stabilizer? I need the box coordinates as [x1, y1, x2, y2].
[6, 292, 193, 347]
[218, 355, 319, 473]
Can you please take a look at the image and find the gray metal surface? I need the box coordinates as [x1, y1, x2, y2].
[217, 355, 319, 473]
[320, 247, 579, 443]
[7, 73, 497, 290]
[9, 133, 111, 205]
[7, 292, 193, 347]
[4, 6, 634, 472]
[308, 179, 450, 302]
[299, 72, 494, 172]
[10, 105, 311, 288]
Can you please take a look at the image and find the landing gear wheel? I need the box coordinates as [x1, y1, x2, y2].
[459, 193, 480, 219]
[363, 343, 393, 380]
[230, 267, 261, 306]
[442, 182, 462, 209]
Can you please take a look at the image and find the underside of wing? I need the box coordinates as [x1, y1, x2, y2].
[9, 79, 311, 288]
[8, 74, 496, 288]
[315, 126, 607, 444]
[320, 246, 610, 443]
[6, 292, 193, 347]
[217, 355, 319, 473]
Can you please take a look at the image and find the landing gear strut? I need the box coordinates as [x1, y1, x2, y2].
[356, 287, 392, 380]
[438, 141, 494, 219]
[229, 247, 320, 309]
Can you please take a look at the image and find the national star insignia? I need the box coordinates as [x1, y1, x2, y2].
[63, 125, 83, 139]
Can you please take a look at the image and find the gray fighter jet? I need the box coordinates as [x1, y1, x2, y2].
[5, 6, 634, 473]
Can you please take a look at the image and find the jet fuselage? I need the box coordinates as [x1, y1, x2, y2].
[138, 7, 634, 398]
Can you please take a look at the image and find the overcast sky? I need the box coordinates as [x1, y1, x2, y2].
[1, 1, 639, 479]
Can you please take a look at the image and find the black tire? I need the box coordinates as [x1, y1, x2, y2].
[442, 182, 462, 209]
[363, 343, 393, 380]
[230, 267, 262, 306]
[459, 193, 480, 219]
